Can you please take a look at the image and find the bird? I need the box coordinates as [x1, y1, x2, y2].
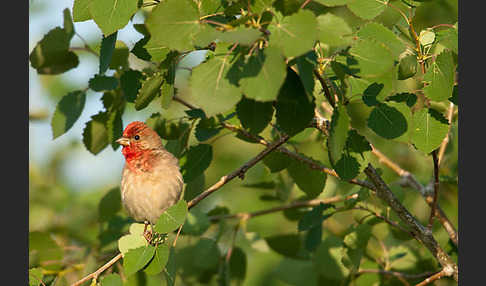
[116, 121, 183, 241]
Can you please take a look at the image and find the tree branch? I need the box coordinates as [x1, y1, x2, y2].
[415, 269, 449, 286]
[437, 102, 455, 166]
[363, 164, 458, 281]
[313, 69, 336, 108]
[209, 194, 359, 221]
[187, 134, 291, 209]
[71, 253, 123, 286]
[428, 150, 440, 229]
[357, 269, 438, 280]
[221, 122, 375, 190]
[370, 144, 458, 246]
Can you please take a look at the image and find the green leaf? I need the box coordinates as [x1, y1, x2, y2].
[182, 209, 211, 236]
[145, 0, 201, 51]
[184, 173, 205, 201]
[164, 249, 177, 286]
[367, 103, 408, 139]
[29, 232, 64, 270]
[298, 203, 332, 231]
[98, 187, 121, 222]
[154, 200, 188, 233]
[218, 27, 262, 45]
[411, 108, 449, 154]
[388, 92, 417, 107]
[29, 27, 79, 75]
[275, 67, 316, 136]
[89, 75, 119, 91]
[120, 69, 144, 103]
[398, 54, 418, 80]
[191, 238, 221, 270]
[51, 90, 86, 139]
[345, 130, 371, 154]
[436, 27, 458, 54]
[263, 151, 292, 173]
[123, 245, 156, 277]
[236, 97, 274, 135]
[315, 0, 349, 6]
[229, 247, 247, 282]
[265, 234, 302, 259]
[73, 0, 93, 22]
[29, 268, 44, 286]
[195, 116, 222, 142]
[342, 224, 372, 273]
[423, 51, 455, 102]
[386, 101, 412, 143]
[189, 45, 242, 117]
[118, 233, 148, 256]
[295, 51, 317, 95]
[314, 235, 349, 280]
[362, 82, 384, 107]
[144, 244, 170, 275]
[146, 113, 190, 140]
[99, 32, 117, 74]
[347, 0, 386, 20]
[357, 22, 406, 58]
[273, 0, 301, 16]
[419, 30, 435, 46]
[334, 154, 360, 181]
[109, 41, 130, 70]
[269, 10, 318, 58]
[63, 8, 75, 39]
[305, 225, 322, 252]
[349, 39, 395, 77]
[180, 144, 213, 182]
[135, 73, 164, 110]
[327, 105, 350, 165]
[287, 156, 327, 198]
[82, 112, 109, 155]
[316, 13, 352, 48]
[89, 0, 139, 36]
[240, 46, 287, 101]
[100, 273, 123, 286]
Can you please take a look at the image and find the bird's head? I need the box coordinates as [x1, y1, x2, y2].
[116, 121, 163, 160]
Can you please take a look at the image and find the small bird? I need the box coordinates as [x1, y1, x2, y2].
[116, 121, 183, 241]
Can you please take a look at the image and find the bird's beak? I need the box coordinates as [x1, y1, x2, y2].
[116, 137, 130, 146]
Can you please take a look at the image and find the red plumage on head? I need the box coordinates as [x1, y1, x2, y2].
[123, 121, 148, 138]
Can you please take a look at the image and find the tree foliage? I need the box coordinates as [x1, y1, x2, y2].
[29, 0, 458, 285]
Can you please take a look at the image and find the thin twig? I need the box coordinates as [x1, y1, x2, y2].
[313, 69, 336, 108]
[220, 122, 375, 190]
[357, 269, 438, 280]
[370, 144, 458, 247]
[437, 102, 455, 166]
[172, 224, 183, 247]
[428, 150, 440, 229]
[300, 0, 312, 9]
[187, 134, 291, 209]
[69, 47, 99, 57]
[209, 194, 358, 221]
[71, 253, 123, 286]
[364, 164, 458, 281]
[415, 269, 448, 286]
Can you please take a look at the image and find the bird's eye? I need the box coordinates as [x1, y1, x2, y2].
[134, 135, 140, 140]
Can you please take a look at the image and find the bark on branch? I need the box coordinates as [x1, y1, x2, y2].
[363, 164, 458, 281]
[187, 134, 290, 209]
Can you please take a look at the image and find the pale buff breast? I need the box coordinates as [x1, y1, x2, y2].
[120, 156, 183, 225]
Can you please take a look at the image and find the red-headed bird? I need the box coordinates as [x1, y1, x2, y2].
[116, 121, 183, 240]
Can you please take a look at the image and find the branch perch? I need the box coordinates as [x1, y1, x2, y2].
[371, 144, 458, 246]
[188, 134, 290, 209]
[363, 164, 458, 281]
